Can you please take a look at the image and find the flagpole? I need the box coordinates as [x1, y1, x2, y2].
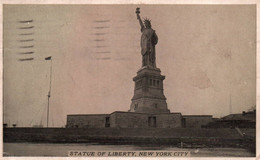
[45, 56, 52, 128]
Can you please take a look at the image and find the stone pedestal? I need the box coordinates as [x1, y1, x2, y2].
[129, 66, 170, 113]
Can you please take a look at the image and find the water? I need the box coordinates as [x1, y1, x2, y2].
[3, 143, 255, 157]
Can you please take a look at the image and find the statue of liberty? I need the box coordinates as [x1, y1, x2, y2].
[136, 8, 158, 68]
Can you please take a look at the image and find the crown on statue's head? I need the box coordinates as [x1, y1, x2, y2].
[143, 17, 151, 23]
[143, 17, 151, 27]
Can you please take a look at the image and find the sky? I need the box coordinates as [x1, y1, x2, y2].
[3, 4, 256, 127]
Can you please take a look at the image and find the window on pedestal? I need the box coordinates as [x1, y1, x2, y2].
[153, 80, 156, 86]
[105, 117, 110, 128]
[148, 116, 156, 128]
[150, 79, 161, 87]
[182, 118, 186, 128]
[154, 103, 158, 109]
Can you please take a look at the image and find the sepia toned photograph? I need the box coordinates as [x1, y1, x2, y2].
[2, 3, 256, 157]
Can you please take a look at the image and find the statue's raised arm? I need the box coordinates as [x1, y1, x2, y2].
[136, 8, 144, 31]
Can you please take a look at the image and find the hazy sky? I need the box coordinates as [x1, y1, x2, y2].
[3, 5, 256, 127]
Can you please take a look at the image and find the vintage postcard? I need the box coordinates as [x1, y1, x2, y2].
[1, 0, 258, 159]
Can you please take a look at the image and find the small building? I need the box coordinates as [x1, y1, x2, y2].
[204, 110, 256, 128]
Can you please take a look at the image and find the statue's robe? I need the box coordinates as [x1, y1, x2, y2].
[140, 27, 158, 67]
